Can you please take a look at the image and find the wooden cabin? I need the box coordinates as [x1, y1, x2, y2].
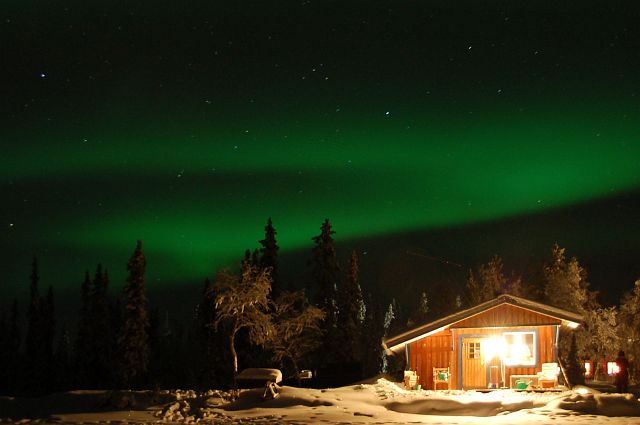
[383, 294, 582, 390]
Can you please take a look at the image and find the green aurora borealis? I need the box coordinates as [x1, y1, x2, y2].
[2, 1, 640, 301]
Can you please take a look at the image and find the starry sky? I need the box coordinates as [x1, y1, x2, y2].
[2, 1, 640, 308]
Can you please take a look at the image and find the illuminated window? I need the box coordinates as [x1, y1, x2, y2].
[607, 362, 620, 376]
[503, 332, 535, 366]
[468, 342, 481, 359]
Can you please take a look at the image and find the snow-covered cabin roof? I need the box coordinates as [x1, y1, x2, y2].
[384, 294, 583, 352]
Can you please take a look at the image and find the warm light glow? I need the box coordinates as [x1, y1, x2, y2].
[608, 362, 620, 375]
[566, 321, 580, 329]
[481, 337, 505, 360]
[576, 387, 590, 395]
[503, 332, 535, 366]
[584, 362, 591, 376]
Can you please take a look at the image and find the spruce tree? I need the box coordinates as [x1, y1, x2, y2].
[91, 264, 112, 387]
[8, 300, 20, 358]
[382, 298, 406, 379]
[54, 324, 72, 391]
[76, 271, 93, 387]
[407, 291, 429, 327]
[25, 258, 50, 393]
[42, 285, 55, 391]
[0, 308, 6, 393]
[563, 333, 585, 387]
[117, 240, 150, 388]
[194, 278, 229, 388]
[465, 269, 482, 307]
[0, 303, 19, 393]
[25, 258, 41, 368]
[362, 294, 385, 378]
[336, 250, 366, 364]
[259, 217, 281, 297]
[310, 219, 340, 328]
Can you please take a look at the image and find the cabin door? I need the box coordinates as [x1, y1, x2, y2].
[461, 337, 487, 389]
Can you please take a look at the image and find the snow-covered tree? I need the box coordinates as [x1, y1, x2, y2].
[466, 255, 523, 306]
[541, 244, 614, 372]
[543, 244, 591, 312]
[618, 279, 640, 384]
[212, 265, 274, 387]
[117, 240, 150, 388]
[581, 306, 619, 371]
[269, 290, 324, 384]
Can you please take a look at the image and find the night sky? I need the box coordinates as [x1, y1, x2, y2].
[2, 1, 640, 310]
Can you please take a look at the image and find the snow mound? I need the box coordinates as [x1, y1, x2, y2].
[545, 392, 640, 417]
[224, 386, 335, 411]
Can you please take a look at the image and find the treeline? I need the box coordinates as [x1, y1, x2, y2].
[1, 219, 639, 395]
[0, 219, 401, 395]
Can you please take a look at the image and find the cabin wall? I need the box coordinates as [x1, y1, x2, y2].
[454, 325, 557, 388]
[408, 324, 558, 390]
[454, 304, 563, 328]
[408, 329, 452, 390]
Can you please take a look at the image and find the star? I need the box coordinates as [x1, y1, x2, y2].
[39, 72, 46, 78]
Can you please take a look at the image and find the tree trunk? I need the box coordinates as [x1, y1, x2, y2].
[230, 331, 238, 390]
[291, 357, 301, 387]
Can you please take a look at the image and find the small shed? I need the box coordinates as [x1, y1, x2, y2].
[383, 294, 582, 390]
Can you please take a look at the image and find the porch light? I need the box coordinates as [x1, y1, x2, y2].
[481, 337, 505, 360]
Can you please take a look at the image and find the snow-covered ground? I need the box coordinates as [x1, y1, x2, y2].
[2, 379, 640, 424]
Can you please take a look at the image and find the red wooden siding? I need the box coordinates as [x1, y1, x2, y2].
[453, 304, 562, 328]
[408, 329, 452, 390]
[406, 304, 561, 390]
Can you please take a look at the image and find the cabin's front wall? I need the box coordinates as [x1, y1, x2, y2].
[406, 304, 563, 390]
[453, 325, 557, 389]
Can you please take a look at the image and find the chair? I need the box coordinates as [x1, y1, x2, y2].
[538, 362, 559, 388]
[433, 367, 450, 390]
[404, 370, 419, 390]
